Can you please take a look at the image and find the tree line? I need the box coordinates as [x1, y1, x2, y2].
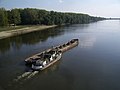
[0, 8, 105, 26]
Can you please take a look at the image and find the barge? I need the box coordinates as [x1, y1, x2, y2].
[25, 39, 79, 70]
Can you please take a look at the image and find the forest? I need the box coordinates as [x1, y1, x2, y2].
[0, 8, 105, 26]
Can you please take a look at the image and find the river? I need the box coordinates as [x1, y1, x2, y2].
[0, 20, 120, 90]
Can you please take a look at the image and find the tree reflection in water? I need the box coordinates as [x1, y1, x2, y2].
[0, 27, 64, 53]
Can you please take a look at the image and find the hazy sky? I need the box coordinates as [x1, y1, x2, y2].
[0, 0, 120, 18]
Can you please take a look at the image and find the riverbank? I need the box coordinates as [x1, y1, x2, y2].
[0, 25, 57, 39]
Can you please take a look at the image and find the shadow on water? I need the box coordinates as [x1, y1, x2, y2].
[0, 26, 65, 53]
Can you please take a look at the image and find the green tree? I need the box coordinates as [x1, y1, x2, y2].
[7, 8, 105, 26]
[11, 9, 21, 25]
[0, 8, 8, 26]
[21, 8, 39, 25]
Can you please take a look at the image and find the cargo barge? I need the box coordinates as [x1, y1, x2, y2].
[25, 39, 79, 70]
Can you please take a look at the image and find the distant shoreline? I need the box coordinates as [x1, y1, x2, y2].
[0, 25, 57, 40]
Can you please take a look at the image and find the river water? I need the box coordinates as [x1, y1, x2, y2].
[0, 20, 120, 90]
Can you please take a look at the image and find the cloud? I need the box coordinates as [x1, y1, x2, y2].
[59, 0, 63, 3]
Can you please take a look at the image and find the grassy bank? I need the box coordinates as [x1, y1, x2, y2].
[0, 26, 28, 32]
[0, 25, 57, 39]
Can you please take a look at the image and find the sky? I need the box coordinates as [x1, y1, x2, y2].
[0, 0, 120, 18]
